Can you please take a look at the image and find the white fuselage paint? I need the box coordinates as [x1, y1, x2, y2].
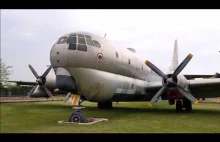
[50, 32, 161, 102]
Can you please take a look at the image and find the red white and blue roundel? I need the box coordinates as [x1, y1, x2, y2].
[97, 53, 103, 62]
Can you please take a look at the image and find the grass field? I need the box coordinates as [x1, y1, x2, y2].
[1, 100, 220, 133]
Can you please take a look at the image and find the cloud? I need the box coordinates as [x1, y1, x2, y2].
[1, 9, 220, 81]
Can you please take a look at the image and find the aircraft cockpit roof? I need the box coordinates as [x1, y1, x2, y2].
[56, 32, 102, 48]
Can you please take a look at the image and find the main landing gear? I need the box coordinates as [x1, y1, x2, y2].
[175, 98, 192, 113]
[98, 100, 113, 109]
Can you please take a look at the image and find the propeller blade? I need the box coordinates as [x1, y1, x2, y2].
[64, 92, 72, 102]
[145, 60, 168, 80]
[27, 84, 38, 97]
[172, 53, 193, 78]
[148, 85, 167, 107]
[176, 85, 199, 104]
[28, 64, 40, 79]
[43, 86, 53, 97]
[42, 65, 52, 78]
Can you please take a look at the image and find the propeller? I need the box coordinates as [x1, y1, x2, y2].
[145, 53, 199, 107]
[27, 64, 53, 98]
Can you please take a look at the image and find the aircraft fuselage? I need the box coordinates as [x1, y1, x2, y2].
[49, 32, 162, 102]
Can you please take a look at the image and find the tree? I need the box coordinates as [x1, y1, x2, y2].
[0, 58, 13, 87]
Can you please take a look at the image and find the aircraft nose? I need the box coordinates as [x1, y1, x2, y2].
[50, 44, 68, 67]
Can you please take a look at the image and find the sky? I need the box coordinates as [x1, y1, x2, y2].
[1, 9, 220, 82]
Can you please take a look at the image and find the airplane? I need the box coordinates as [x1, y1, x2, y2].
[11, 31, 220, 123]
[7, 80, 68, 96]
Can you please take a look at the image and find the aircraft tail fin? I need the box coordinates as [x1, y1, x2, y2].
[169, 39, 179, 71]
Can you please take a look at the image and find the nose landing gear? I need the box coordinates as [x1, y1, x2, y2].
[64, 94, 86, 123]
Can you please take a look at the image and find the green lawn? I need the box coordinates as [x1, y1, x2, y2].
[1, 101, 220, 133]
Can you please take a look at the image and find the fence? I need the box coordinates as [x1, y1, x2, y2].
[0, 86, 65, 103]
[0, 86, 32, 97]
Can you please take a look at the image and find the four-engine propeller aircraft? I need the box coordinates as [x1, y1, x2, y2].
[10, 31, 220, 123]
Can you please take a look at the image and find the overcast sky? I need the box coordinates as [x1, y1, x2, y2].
[1, 9, 220, 82]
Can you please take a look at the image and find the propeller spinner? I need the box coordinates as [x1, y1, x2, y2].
[27, 64, 53, 98]
[145, 53, 199, 107]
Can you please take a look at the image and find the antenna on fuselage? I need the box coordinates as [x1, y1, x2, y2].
[104, 33, 106, 38]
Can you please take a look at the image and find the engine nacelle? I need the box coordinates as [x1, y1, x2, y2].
[176, 74, 188, 89]
[54, 67, 78, 93]
[44, 67, 78, 93]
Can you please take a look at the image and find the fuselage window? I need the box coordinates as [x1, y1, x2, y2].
[66, 36, 77, 44]
[57, 37, 67, 44]
[79, 38, 86, 45]
[85, 35, 92, 39]
[116, 52, 119, 58]
[68, 43, 77, 50]
[86, 38, 94, 46]
[93, 40, 101, 48]
[78, 34, 85, 38]
[128, 59, 131, 65]
[78, 44, 87, 52]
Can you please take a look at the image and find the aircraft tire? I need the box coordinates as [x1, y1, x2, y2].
[183, 99, 192, 113]
[68, 111, 85, 123]
[176, 99, 183, 112]
[168, 99, 175, 105]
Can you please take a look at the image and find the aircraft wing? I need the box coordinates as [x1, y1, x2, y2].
[183, 72, 220, 80]
[146, 78, 220, 99]
[7, 81, 37, 86]
[188, 78, 220, 98]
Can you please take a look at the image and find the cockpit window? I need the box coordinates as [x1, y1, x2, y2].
[78, 44, 87, 51]
[66, 36, 77, 44]
[93, 40, 101, 48]
[78, 38, 86, 44]
[78, 34, 84, 38]
[86, 38, 94, 46]
[69, 43, 77, 50]
[85, 35, 92, 39]
[57, 37, 67, 44]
